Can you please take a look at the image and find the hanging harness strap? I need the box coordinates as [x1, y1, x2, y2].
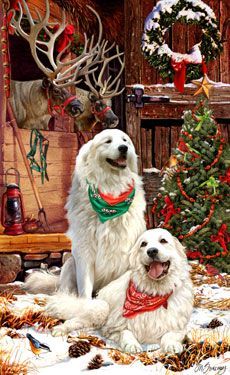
[27, 129, 49, 184]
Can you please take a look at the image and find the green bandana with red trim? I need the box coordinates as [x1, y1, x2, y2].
[88, 182, 135, 223]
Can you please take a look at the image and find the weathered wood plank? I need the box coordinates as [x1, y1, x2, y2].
[141, 0, 158, 85]
[154, 126, 171, 169]
[0, 232, 71, 253]
[125, 0, 142, 166]
[220, 0, 230, 83]
[207, 0, 220, 82]
[171, 125, 182, 150]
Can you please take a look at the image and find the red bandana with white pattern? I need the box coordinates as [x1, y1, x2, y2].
[123, 280, 173, 319]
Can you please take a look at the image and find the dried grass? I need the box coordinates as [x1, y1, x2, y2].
[0, 347, 35, 375]
[190, 263, 230, 287]
[0, 294, 61, 330]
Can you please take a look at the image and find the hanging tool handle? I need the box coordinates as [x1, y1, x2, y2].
[7, 102, 43, 210]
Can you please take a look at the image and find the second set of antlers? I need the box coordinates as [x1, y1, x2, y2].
[10, 0, 125, 99]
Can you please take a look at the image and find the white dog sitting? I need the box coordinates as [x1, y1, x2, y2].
[46, 228, 193, 354]
[24, 129, 146, 297]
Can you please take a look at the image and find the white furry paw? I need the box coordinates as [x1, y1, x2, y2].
[52, 324, 69, 337]
[162, 341, 183, 354]
[122, 342, 142, 353]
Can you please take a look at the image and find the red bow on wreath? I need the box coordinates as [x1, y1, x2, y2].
[219, 168, 230, 184]
[210, 224, 230, 255]
[160, 196, 180, 225]
[53, 24, 75, 53]
[171, 54, 207, 93]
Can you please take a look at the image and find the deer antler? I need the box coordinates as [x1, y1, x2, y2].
[10, 1, 103, 88]
[84, 39, 125, 99]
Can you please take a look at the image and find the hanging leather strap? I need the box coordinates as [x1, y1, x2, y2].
[27, 129, 49, 184]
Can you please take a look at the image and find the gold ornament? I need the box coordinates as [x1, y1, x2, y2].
[192, 74, 213, 99]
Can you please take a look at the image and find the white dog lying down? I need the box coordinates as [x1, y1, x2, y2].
[46, 229, 193, 354]
[24, 129, 146, 297]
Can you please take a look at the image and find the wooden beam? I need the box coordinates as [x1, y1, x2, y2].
[0, 2, 6, 195]
[124, 0, 142, 169]
[0, 233, 71, 253]
[128, 84, 230, 119]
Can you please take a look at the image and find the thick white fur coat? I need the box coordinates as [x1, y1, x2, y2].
[24, 129, 146, 297]
[47, 229, 193, 354]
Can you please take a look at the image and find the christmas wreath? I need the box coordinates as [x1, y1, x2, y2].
[142, 0, 223, 92]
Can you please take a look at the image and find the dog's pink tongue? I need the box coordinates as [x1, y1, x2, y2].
[148, 261, 164, 279]
[116, 157, 127, 166]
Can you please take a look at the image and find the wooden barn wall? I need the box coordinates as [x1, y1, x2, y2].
[0, 124, 100, 233]
[125, 0, 230, 171]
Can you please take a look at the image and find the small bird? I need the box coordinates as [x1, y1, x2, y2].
[26, 333, 51, 356]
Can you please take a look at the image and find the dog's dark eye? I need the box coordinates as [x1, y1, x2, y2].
[160, 238, 167, 244]
[140, 241, 147, 247]
[105, 139, 112, 144]
[123, 138, 127, 142]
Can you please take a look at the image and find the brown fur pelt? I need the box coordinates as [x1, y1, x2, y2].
[54, 0, 124, 46]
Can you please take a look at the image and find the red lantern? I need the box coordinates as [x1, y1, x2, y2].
[1, 168, 25, 235]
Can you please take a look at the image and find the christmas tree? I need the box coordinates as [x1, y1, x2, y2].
[152, 100, 230, 272]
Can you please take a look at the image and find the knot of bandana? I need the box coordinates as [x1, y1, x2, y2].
[123, 280, 173, 319]
[88, 182, 135, 223]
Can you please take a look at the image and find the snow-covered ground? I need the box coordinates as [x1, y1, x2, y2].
[0, 282, 229, 374]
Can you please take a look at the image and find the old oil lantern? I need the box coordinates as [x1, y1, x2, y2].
[1, 168, 25, 235]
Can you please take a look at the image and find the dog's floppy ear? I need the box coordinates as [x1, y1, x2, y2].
[173, 236, 187, 259]
[76, 140, 93, 169]
[129, 235, 142, 268]
[129, 152, 138, 174]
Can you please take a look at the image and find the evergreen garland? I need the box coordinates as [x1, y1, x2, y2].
[142, 0, 223, 81]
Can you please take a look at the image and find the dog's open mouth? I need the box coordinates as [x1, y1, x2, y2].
[106, 157, 127, 169]
[145, 261, 170, 280]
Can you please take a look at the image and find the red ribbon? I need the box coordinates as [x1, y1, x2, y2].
[171, 57, 207, 93]
[186, 250, 203, 260]
[7, 0, 21, 35]
[54, 24, 75, 53]
[178, 138, 190, 153]
[171, 59, 187, 93]
[219, 168, 230, 184]
[210, 224, 230, 254]
[160, 196, 180, 225]
[123, 280, 173, 319]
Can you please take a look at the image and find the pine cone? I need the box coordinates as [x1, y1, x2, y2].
[87, 354, 104, 370]
[68, 341, 91, 358]
[207, 318, 223, 329]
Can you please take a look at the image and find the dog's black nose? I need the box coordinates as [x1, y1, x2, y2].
[147, 247, 159, 259]
[118, 145, 128, 154]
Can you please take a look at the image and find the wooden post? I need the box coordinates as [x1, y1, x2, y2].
[0, 2, 6, 192]
[124, 0, 142, 170]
